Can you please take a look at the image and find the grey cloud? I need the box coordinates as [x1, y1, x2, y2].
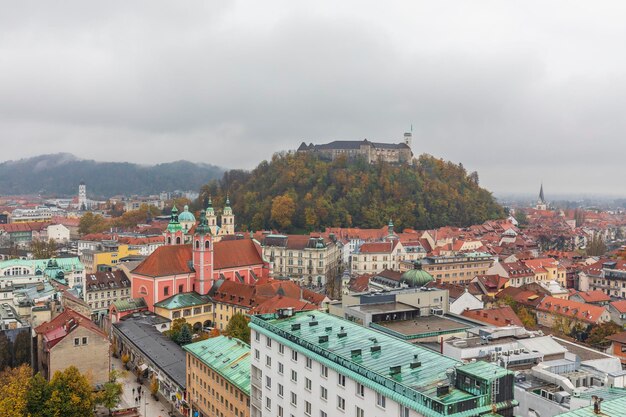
[0, 0, 625, 196]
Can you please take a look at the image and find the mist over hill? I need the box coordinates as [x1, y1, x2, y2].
[0, 153, 224, 198]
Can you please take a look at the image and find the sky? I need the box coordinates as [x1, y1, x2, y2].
[1, 1, 626, 196]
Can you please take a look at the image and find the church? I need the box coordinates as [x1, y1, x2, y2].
[131, 202, 270, 310]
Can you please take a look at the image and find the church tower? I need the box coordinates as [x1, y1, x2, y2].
[206, 197, 219, 236]
[78, 182, 87, 210]
[220, 195, 235, 235]
[193, 209, 214, 294]
[165, 205, 185, 245]
[536, 184, 547, 210]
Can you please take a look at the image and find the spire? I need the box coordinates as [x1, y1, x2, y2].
[195, 209, 210, 235]
[207, 196, 212, 207]
[225, 193, 231, 207]
[539, 183, 545, 204]
[167, 205, 182, 232]
[387, 218, 395, 237]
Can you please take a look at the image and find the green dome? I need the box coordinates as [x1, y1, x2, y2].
[401, 264, 434, 288]
[178, 205, 196, 222]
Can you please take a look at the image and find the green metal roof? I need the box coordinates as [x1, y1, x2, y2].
[178, 205, 196, 222]
[251, 312, 514, 417]
[0, 257, 84, 276]
[183, 336, 251, 395]
[112, 297, 147, 312]
[154, 292, 211, 310]
[554, 396, 626, 416]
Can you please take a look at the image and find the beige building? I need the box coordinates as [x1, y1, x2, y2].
[415, 252, 494, 284]
[184, 336, 250, 417]
[260, 234, 341, 285]
[34, 308, 109, 385]
[153, 292, 213, 331]
[84, 270, 131, 324]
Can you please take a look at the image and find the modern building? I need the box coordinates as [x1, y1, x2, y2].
[419, 252, 495, 285]
[184, 336, 251, 417]
[34, 308, 109, 385]
[80, 242, 141, 273]
[9, 206, 65, 223]
[250, 310, 516, 417]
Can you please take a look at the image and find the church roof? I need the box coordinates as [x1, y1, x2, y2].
[132, 239, 264, 278]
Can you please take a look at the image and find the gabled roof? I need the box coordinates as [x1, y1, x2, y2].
[132, 245, 193, 277]
[606, 331, 626, 344]
[34, 308, 106, 349]
[461, 306, 523, 327]
[609, 300, 626, 314]
[213, 239, 264, 270]
[570, 290, 610, 303]
[250, 295, 317, 315]
[85, 270, 130, 291]
[358, 240, 398, 254]
[537, 296, 608, 324]
[111, 297, 148, 312]
[154, 292, 212, 310]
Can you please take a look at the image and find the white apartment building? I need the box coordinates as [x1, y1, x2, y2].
[250, 310, 515, 417]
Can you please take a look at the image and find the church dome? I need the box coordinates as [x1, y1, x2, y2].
[178, 205, 196, 223]
[401, 261, 434, 288]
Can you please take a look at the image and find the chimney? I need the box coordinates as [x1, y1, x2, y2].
[592, 395, 603, 414]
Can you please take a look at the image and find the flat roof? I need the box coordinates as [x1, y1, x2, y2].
[251, 311, 513, 417]
[351, 302, 416, 314]
[375, 315, 473, 339]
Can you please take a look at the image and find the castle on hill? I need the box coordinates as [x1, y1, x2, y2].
[297, 131, 414, 164]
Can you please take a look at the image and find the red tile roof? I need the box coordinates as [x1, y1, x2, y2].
[214, 239, 264, 269]
[358, 240, 398, 254]
[606, 331, 626, 344]
[132, 245, 193, 277]
[570, 290, 610, 303]
[250, 295, 317, 315]
[537, 296, 608, 324]
[34, 308, 106, 348]
[461, 306, 523, 327]
[610, 300, 626, 314]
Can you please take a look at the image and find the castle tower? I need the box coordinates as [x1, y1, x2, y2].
[193, 209, 214, 294]
[403, 131, 412, 148]
[78, 182, 87, 210]
[220, 195, 235, 235]
[206, 197, 219, 236]
[165, 205, 184, 245]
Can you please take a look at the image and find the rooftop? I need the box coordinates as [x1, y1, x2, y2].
[183, 336, 251, 395]
[554, 395, 626, 416]
[251, 311, 514, 417]
[154, 292, 212, 310]
[373, 315, 474, 340]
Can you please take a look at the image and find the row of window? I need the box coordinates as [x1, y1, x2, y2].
[88, 288, 130, 300]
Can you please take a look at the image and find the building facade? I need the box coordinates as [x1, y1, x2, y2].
[184, 336, 251, 417]
[250, 311, 515, 417]
[297, 136, 413, 164]
[84, 270, 131, 324]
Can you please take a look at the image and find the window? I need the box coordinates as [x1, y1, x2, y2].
[290, 392, 297, 406]
[306, 357, 312, 369]
[321, 412, 327, 417]
[164, 286, 169, 296]
[178, 284, 183, 293]
[356, 406, 365, 417]
[278, 362, 284, 375]
[278, 405, 283, 417]
[291, 370, 297, 382]
[320, 365, 328, 378]
[266, 376, 271, 389]
[337, 396, 345, 411]
[338, 374, 345, 387]
[400, 406, 410, 417]
[278, 383, 284, 398]
[305, 401, 312, 416]
[321, 386, 327, 400]
[254, 349, 260, 360]
[74, 338, 80, 346]
[255, 331, 260, 342]
[265, 397, 271, 410]
[376, 393, 386, 408]
[266, 356, 272, 367]
[356, 382, 364, 397]
[305, 377, 312, 391]
[82, 337, 88, 345]
[292, 350, 298, 362]
[266, 338, 272, 348]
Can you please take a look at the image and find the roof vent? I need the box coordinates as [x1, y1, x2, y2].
[351, 349, 362, 357]
[337, 331, 347, 338]
[291, 323, 301, 331]
[319, 335, 329, 343]
[371, 345, 381, 353]
[389, 365, 402, 376]
[325, 326, 332, 332]
[309, 321, 318, 327]
[410, 354, 421, 369]
[436, 383, 450, 396]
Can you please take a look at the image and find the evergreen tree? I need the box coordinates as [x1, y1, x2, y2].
[225, 313, 251, 344]
[177, 324, 193, 345]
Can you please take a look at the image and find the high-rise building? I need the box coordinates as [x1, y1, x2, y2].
[250, 311, 516, 417]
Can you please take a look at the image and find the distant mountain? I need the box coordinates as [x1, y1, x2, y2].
[0, 153, 224, 198]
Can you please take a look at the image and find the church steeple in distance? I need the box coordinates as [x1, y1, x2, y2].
[539, 183, 545, 204]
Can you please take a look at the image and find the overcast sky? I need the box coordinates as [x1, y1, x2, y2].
[1, 1, 625, 196]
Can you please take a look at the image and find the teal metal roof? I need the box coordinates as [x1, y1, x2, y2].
[251, 312, 514, 417]
[178, 205, 196, 222]
[112, 297, 147, 312]
[0, 256, 84, 273]
[154, 292, 211, 310]
[183, 336, 251, 395]
[554, 396, 626, 416]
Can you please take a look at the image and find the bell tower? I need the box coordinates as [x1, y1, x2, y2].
[193, 209, 214, 294]
[220, 194, 235, 235]
[206, 197, 219, 236]
[165, 205, 184, 245]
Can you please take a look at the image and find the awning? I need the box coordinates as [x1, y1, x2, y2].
[138, 363, 148, 372]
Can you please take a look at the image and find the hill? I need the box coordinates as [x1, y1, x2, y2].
[196, 152, 505, 232]
[0, 153, 224, 198]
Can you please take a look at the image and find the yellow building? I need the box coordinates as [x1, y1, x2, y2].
[524, 258, 567, 287]
[80, 243, 141, 273]
[184, 336, 251, 417]
[153, 292, 213, 331]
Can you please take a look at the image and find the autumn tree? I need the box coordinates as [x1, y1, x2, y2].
[95, 371, 124, 416]
[586, 321, 622, 347]
[30, 239, 57, 259]
[78, 212, 109, 235]
[517, 307, 537, 329]
[0, 364, 31, 417]
[46, 366, 95, 417]
[112, 204, 161, 229]
[225, 313, 250, 344]
[271, 194, 296, 229]
[586, 235, 607, 256]
[25, 372, 50, 417]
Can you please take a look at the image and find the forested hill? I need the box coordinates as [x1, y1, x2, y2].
[0, 153, 224, 198]
[197, 152, 505, 232]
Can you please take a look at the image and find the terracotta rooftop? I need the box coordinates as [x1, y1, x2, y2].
[537, 296, 608, 324]
[570, 290, 610, 303]
[461, 306, 523, 327]
[34, 308, 106, 349]
[250, 295, 317, 315]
